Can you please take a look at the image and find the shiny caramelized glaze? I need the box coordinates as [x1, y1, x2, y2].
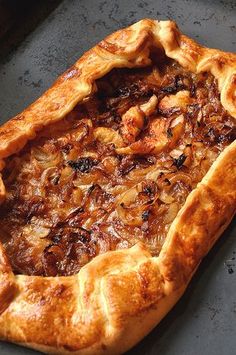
[0, 59, 235, 276]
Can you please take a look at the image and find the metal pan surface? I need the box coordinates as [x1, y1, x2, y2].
[0, 1, 235, 354]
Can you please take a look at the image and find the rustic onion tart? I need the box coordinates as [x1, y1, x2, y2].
[0, 19, 235, 354]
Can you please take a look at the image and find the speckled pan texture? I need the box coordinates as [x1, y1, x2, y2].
[0, 0, 235, 354]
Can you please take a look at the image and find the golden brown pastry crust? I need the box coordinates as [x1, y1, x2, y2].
[0, 19, 235, 354]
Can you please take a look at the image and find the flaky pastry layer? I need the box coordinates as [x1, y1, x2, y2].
[0, 19, 235, 354]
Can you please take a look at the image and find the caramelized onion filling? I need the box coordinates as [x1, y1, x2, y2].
[0, 59, 235, 276]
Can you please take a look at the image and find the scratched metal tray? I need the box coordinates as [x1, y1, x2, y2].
[0, 0, 235, 354]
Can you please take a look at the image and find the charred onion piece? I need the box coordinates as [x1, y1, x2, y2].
[68, 157, 98, 173]
[173, 153, 187, 169]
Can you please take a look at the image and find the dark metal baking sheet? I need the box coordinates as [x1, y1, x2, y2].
[0, 0, 235, 354]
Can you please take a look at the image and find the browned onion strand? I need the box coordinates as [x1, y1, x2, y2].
[0, 59, 235, 276]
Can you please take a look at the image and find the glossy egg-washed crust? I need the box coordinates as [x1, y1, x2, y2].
[0, 19, 235, 354]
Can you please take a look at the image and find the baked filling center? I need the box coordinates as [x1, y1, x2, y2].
[0, 58, 235, 276]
